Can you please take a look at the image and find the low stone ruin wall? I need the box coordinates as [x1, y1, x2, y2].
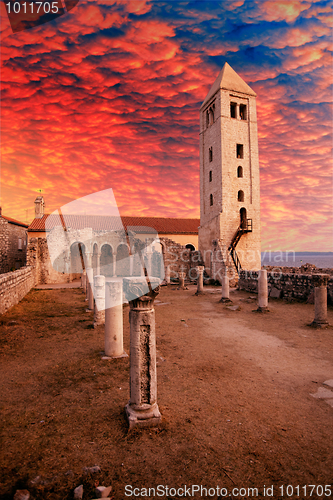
[161, 238, 203, 281]
[0, 266, 37, 315]
[238, 269, 333, 304]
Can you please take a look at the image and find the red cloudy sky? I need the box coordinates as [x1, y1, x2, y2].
[1, 0, 332, 251]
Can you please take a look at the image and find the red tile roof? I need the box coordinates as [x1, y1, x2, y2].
[28, 214, 200, 235]
[1, 215, 29, 228]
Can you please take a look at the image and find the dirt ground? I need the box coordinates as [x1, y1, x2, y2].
[0, 284, 333, 500]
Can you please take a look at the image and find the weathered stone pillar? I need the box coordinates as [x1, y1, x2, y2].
[93, 275, 105, 327]
[104, 279, 127, 358]
[311, 274, 329, 328]
[165, 265, 170, 284]
[123, 277, 161, 429]
[96, 252, 101, 276]
[257, 269, 269, 312]
[195, 266, 205, 295]
[220, 271, 232, 303]
[177, 271, 188, 290]
[86, 267, 94, 311]
[81, 270, 87, 293]
[112, 257, 116, 277]
[129, 255, 134, 276]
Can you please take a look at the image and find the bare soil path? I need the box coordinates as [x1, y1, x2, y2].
[0, 285, 332, 499]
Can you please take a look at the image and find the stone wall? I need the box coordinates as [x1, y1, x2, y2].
[0, 266, 36, 315]
[0, 217, 27, 274]
[27, 237, 71, 284]
[238, 268, 333, 304]
[160, 238, 203, 280]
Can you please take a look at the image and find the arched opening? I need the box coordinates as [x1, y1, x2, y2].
[238, 190, 244, 202]
[70, 242, 86, 277]
[240, 208, 247, 229]
[185, 244, 195, 251]
[237, 166, 243, 178]
[100, 244, 113, 277]
[116, 243, 130, 276]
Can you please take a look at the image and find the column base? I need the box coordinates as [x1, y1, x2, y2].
[194, 290, 204, 296]
[219, 297, 232, 303]
[310, 320, 329, 329]
[125, 402, 161, 430]
[254, 306, 270, 313]
[93, 321, 105, 328]
[101, 351, 128, 360]
[177, 286, 188, 290]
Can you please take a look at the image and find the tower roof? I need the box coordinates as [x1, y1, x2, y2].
[201, 62, 256, 108]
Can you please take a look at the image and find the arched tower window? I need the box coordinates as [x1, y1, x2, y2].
[238, 190, 244, 202]
[230, 102, 237, 118]
[237, 166, 243, 178]
[240, 208, 247, 229]
[210, 194, 213, 206]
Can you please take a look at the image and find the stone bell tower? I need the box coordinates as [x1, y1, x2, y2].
[198, 62, 261, 277]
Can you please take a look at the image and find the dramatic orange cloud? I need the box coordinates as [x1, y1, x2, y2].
[0, 0, 332, 252]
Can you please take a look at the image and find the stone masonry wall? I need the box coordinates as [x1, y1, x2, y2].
[0, 217, 27, 274]
[161, 238, 203, 281]
[0, 217, 9, 273]
[27, 237, 71, 284]
[0, 266, 37, 315]
[238, 269, 333, 304]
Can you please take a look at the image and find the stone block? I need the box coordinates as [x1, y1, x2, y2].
[269, 287, 281, 299]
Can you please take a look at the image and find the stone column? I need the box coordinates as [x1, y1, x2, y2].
[112, 257, 116, 277]
[81, 270, 87, 293]
[311, 274, 329, 328]
[96, 252, 101, 276]
[123, 277, 161, 429]
[256, 269, 269, 312]
[86, 267, 94, 311]
[129, 255, 134, 276]
[93, 275, 105, 327]
[177, 271, 188, 290]
[104, 279, 127, 358]
[165, 265, 170, 285]
[220, 271, 232, 303]
[145, 242, 153, 277]
[195, 266, 205, 295]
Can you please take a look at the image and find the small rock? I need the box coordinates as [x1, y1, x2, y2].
[14, 491, 30, 500]
[29, 476, 41, 485]
[95, 485, 112, 498]
[74, 484, 84, 499]
[226, 305, 240, 311]
[323, 379, 333, 388]
[83, 465, 101, 474]
[269, 287, 281, 299]
[7, 320, 19, 326]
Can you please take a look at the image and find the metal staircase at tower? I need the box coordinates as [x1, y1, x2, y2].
[228, 219, 252, 274]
